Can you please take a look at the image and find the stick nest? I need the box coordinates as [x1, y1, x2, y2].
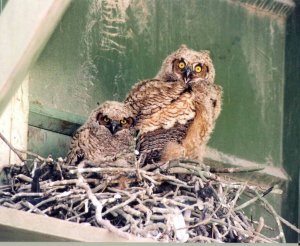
[0, 155, 289, 243]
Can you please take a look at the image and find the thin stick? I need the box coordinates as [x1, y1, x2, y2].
[28, 196, 57, 212]
[0, 132, 25, 162]
[11, 192, 44, 201]
[102, 191, 143, 216]
[234, 193, 263, 211]
[278, 215, 300, 234]
[255, 190, 286, 243]
[16, 148, 46, 161]
[15, 174, 32, 182]
[209, 166, 265, 173]
[252, 217, 265, 243]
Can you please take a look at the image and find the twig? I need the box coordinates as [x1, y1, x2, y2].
[0, 132, 25, 162]
[278, 215, 300, 234]
[102, 191, 143, 216]
[234, 188, 267, 211]
[16, 149, 46, 161]
[252, 217, 264, 243]
[20, 200, 46, 215]
[11, 192, 45, 201]
[255, 190, 286, 243]
[209, 166, 265, 173]
[28, 196, 57, 212]
[168, 163, 220, 181]
[15, 174, 32, 182]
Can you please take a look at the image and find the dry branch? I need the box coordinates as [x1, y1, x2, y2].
[0, 132, 25, 162]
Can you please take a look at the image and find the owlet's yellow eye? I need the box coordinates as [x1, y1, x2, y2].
[178, 61, 186, 70]
[195, 65, 202, 73]
[103, 117, 110, 123]
[120, 119, 127, 125]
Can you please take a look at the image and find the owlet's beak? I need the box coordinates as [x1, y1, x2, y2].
[183, 67, 192, 84]
[109, 121, 120, 135]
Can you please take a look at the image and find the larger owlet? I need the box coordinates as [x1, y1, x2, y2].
[66, 101, 136, 166]
[125, 45, 222, 164]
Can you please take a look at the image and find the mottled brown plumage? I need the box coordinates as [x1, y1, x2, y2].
[125, 45, 222, 164]
[66, 101, 136, 166]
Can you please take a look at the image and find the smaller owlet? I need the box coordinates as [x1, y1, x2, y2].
[66, 101, 136, 166]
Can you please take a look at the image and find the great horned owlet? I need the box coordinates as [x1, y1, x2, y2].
[66, 101, 136, 166]
[125, 45, 222, 164]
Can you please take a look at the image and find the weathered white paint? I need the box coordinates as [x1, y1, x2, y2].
[0, 0, 72, 113]
[0, 77, 29, 170]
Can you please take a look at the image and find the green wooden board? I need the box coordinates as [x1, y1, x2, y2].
[29, 102, 86, 136]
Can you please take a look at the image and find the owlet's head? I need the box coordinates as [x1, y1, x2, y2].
[89, 101, 134, 135]
[155, 45, 215, 85]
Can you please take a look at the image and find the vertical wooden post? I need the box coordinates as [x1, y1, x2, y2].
[0, 0, 71, 168]
[0, 0, 72, 114]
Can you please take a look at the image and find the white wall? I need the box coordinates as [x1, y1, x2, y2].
[0, 77, 28, 169]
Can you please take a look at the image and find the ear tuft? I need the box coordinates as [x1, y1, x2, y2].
[180, 44, 188, 49]
[95, 112, 102, 121]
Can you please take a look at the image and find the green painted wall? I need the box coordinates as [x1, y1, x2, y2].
[29, 0, 291, 168]
[27, 126, 71, 160]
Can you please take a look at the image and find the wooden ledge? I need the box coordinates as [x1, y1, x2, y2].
[0, 207, 153, 242]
